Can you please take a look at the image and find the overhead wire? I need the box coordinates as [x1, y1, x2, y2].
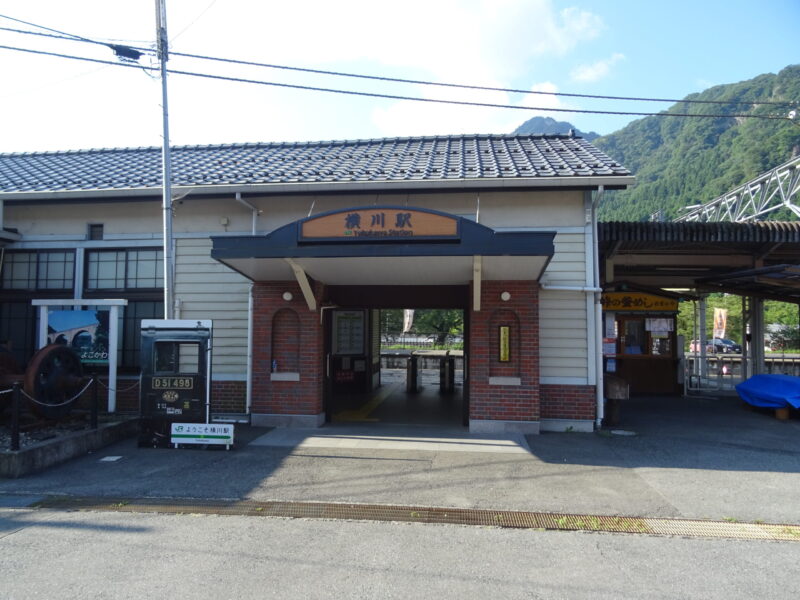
[169, 49, 800, 109]
[1, 19, 797, 110]
[0, 42, 794, 122]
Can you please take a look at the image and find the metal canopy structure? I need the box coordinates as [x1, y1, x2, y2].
[676, 155, 800, 222]
[696, 264, 800, 304]
[599, 221, 800, 304]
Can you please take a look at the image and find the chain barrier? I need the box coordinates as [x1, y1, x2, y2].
[19, 377, 95, 408]
[96, 377, 140, 394]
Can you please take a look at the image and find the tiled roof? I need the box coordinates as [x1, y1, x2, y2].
[0, 134, 630, 195]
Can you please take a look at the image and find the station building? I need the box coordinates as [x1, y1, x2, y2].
[2, 133, 632, 432]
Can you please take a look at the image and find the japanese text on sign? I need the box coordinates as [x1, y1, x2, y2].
[600, 292, 678, 312]
[499, 326, 510, 362]
[300, 208, 459, 241]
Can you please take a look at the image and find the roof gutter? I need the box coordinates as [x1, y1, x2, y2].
[0, 175, 635, 203]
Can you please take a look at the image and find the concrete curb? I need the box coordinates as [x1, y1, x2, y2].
[0, 418, 139, 479]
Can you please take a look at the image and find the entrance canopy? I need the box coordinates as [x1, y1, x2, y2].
[212, 207, 554, 306]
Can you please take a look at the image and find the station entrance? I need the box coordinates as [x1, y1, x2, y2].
[322, 294, 468, 427]
[212, 206, 556, 433]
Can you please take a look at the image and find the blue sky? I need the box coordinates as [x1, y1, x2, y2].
[0, 0, 797, 153]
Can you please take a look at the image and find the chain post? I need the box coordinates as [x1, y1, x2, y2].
[11, 381, 21, 451]
[91, 373, 99, 430]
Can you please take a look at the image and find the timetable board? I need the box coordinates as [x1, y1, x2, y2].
[332, 310, 365, 355]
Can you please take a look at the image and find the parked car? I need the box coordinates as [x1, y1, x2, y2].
[714, 338, 742, 353]
[689, 338, 742, 353]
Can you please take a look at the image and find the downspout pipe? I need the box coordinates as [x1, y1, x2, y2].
[235, 192, 259, 418]
[539, 185, 605, 430]
[592, 186, 605, 429]
[246, 285, 253, 417]
[235, 192, 259, 235]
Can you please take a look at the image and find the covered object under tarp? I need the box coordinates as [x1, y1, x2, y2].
[736, 374, 800, 409]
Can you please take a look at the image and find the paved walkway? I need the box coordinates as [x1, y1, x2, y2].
[252, 425, 530, 453]
[1, 394, 798, 525]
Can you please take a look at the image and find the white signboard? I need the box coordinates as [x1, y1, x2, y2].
[170, 423, 234, 449]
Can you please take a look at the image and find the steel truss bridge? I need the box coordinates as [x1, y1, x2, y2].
[675, 155, 800, 222]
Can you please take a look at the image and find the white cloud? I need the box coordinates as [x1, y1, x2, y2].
[371, 81, 573, 138]
[0, 0, 605, 151]
[176, 0, 604, 84]
[570, 53, 625, 83]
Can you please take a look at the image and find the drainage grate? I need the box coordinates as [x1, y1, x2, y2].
[30, 496, 800, 542]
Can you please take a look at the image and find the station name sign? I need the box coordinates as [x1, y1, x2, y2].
[601, 292, 679, 312]
[299, 208, 460, 242]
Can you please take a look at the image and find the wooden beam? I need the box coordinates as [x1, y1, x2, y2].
[285, 258, 317, 311]
[473, 255, 482, 312]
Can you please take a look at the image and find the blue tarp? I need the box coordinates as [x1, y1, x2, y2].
[735, 374, 800, 409]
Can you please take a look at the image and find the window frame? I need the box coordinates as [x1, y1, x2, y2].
[0, 249, 76, 293]
[83, 247, 164, 297]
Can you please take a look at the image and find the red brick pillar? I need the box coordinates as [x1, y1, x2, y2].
[468, 280, 540, 433]
[251, 282, 324, 427]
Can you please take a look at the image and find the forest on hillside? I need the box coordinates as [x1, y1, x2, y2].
[574, 65, 799, 222]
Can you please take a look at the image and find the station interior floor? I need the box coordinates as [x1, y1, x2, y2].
[330, 368, 465, 427]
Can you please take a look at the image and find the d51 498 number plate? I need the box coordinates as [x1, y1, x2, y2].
[152, 377, 194, 389]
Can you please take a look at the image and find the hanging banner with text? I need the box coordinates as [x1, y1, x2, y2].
[713, 308, 728, 339]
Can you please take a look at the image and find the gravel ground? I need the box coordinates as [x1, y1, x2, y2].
[0, 413, 122, 451]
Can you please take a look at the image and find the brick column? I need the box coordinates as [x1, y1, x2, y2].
[468, 280, 540, 434]
[251, 281, 324, 427]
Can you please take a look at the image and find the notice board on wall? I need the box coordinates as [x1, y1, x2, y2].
[332, 310, 364, 355]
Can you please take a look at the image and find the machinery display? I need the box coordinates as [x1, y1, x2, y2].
[0, 344, 86, 420]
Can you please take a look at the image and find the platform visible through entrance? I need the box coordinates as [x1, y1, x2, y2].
[331, 367, 465, 426]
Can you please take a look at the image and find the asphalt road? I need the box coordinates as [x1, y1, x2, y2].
[2, 393, 799, 598]
[2, 508, 799, 600]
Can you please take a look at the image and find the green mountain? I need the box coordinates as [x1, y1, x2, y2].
[513, 116, 599, 141]
[591, 64, 800, 221]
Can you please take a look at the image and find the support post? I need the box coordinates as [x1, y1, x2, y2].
[752, 297, 765, 375]
[699, 297, 708, 378]
[11, 382, 20, 451]
[37, 305, 48, 349]
[742, 295, 750, 379]
[91, 372, 99, 430]
[472, 255, 482, 312]
[108, 304, 120, 413]
[156, 0, 175, 319]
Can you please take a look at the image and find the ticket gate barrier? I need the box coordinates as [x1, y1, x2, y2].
[439, 353, 456, 394]
[138, 319, 212, 448]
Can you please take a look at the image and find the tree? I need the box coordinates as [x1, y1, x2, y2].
[380, 309, 405, 335]
[412, 309, 464, 345]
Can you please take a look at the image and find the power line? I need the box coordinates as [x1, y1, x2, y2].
[0, 43, 795, 123]
[0, 18, 145, 61]
[169, 49, 800, 109]
[169, 0, 219, 43]
[0, 13, 93, 43]
[2, 20, 798, 110]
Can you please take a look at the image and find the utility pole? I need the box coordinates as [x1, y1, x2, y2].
[156, 0, 175, 319]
